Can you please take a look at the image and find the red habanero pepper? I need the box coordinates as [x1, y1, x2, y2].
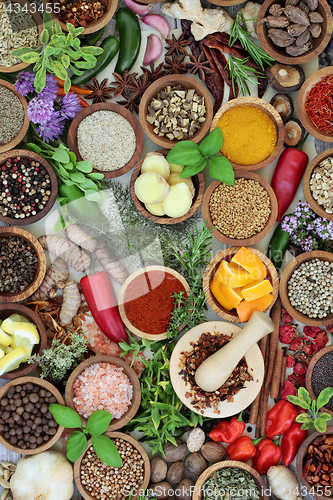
[226, 436, 258, 462]
[252, 438, 282, 475]
[281, 422, 307, 466]
[80, 271, 128, 345]
[209, 413, 245, 443]
[271, 134, 309, 222]
[266, 400, 298, 438]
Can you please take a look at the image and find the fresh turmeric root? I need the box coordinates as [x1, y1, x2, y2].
[60, 280, 81, 326]
[95, 242, 129, 285]
[39, 235, 91, 273]
[31, 258, 68, 301]
[65, 221, 97, 253]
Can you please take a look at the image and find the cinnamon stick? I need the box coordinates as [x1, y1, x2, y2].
[270, 348, 284, 400]
[249, 334, 269, 425]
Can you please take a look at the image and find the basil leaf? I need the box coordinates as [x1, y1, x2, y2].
[76, 160, 93, 173]
[317, 387, 333, 409]
[70, 64, 84, 76]
[298, 387, 311, 406]
[67, 431, 87, 462]
[75, 60, 95, 69]
[199, 127, 223, 157]
[209, 156, 234, 185]
[92, 435, 122, 467]
[71, 38, 80, 50]
[66, 49, 82, 61]
[49, 404, 82, 428]
[86, 410, 113, 436]
[61, 54, 70, 68]
[52, 149, 69, 164]
[314, 417, 327, 433]
[44, 46, 55, 57]
[295, 413, 312, 423]
[66, 23, 76, 34]
[52, 60, 68, 80]
[180, 158, 206, 177]
[40, 28, 49, 44]
[64, 76, 71, 94]
[34, 64, 46, 93]
[81, 53, 97, 65]
[74, 26, 85, 37]
[33, 58, 43, 72]
[166, 141, 202, 166]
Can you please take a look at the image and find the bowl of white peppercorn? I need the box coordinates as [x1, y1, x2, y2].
[303, 148, 333, 221]
[280, 251, 333, 326]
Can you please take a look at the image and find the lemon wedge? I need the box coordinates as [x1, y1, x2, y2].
[21, 345, 33, 362]
[0, 347, 28, 375]
[0, 348, 4, 360]
[1, 314, 30, 335]
[4, 346, 13, 354]
[12, 322, 40, 348]
[0, 328, 12, 347]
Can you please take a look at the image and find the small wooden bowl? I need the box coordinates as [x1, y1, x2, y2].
[306, 344, 333, 417]
[0, 226, 46, 303]
[297, 67, 333, 142]
[257, 0, 333, 65]
[280, 250, 333, 326]
[74, 431, 150, 500]
[202, 171, 278, 245]
[130, 149, 205, 224]
[67, 102, 144, 179]
[65, 355, 141, 431]
[193, 461, 269, 500]
[303, 148, 333, 220]
[0, 303, 47, 379]
[0, 376, 64, 454]
[118, 265, 189, 340]
[296, 426, 333, 500]
[0, 81, 29, 154]
[203, 247, 279, 323]
[0, 0, 43, 73]
[139, 74, 213, 149]
[0, 150, 58, 225]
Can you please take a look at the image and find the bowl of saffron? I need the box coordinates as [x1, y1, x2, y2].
[118, 266, 189, 340]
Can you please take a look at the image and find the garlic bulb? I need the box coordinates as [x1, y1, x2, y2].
[10, 451, 74, 500]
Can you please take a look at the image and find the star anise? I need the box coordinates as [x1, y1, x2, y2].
[117, 89, 139, 114]
[84, 77, 114, 103]
[165, 33, 190, 57]
[109, 71, 138, 98]
[186, 52, 214, 82]
[163, 53, 187, 75]
[140, 62, 165, 83]
[129, 73, 149, 99]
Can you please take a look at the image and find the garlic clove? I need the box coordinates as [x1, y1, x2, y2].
[124, 0, 152, 15]
[141, 14, 170, 38]
[143, 34, 163, 66]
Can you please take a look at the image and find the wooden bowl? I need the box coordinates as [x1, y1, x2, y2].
[130, 149, 205, 224]
[303, 148, 333, 220]
[202, 171, 278, 245]
[210, 96, 284, 171]
[0, 226, 46, 303]
[0, 0, 42, 73]
[296, 426, 333, 500]
[0, 81, 29, 154]
[67, 102, 144, 179]
[65, 355, 141, 431]
[0, 303, 47, 379]
[0, 376, 64, 454]
[118, 265, 189, 340]
[280, 250, 333, 326]
[139, 74, 213, 149]
[257, 0, 333, 65]
[203, 247, 279, 323]
[306, 344, 333, 417]
[0, 150, 58, 225]
[193, 461, 269, 500]
[74, 431, 150, 500]
[297, 67, 333, 142]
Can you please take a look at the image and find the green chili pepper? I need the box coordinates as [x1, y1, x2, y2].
[71, 36, 119, 86]
[267, 219, 290, 272]
[114, 8, 141, 75]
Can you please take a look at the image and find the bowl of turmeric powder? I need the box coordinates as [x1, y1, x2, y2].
[210, 96, 285, 171]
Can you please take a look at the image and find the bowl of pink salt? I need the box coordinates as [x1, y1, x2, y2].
[65, 355, 141, 431]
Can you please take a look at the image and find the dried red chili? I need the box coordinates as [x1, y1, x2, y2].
[305, 76, 333, 134]
[124, 270, 186, 335]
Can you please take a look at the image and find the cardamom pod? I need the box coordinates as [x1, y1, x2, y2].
[284, 6, 310, 26]
[268, 28, 296, 46]
[285, 40, 312, 55]
[305, 0, 318, 11]
[310, 22, 322, 37]
[308, 11, 323, 22]
[266, 15, 290, 27]
[269, 4, 284, 16]
[299, 2, 310, 13]
[296, 28, 311, 45]
[287, 23, 308, 35]
[286, 0, 299, 6]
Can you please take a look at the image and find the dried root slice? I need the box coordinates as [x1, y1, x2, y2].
[141, 152, 170, 179]
[38, 235, 91, 273]
[168, 173, 195, 198]
[95, 242, 129, 285]
[31, 258, 68, 301]
[162, 183, 193, 218]
[135, 171, 170, 204]
[59, 280, 81, 326]
[145, 202, 166, 216]
[65, 221, 97, 253]
[169, 162, 184, 173]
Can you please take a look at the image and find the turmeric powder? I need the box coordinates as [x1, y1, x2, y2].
[216, 105, 277, 165]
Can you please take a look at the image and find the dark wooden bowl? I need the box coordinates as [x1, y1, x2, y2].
[280, 250, 333, 326]
[208, 0, 246, 4]
[296, 426, 333, 500]
[0, 376, 64, 454]
[65, 355, 141, 431]
[139, 74, 213, 149]
[203, 247, 279, 323]
[74, 431, 150, 500]
[0, 150, 58, 225]
[257, 0, 333, 65]
[303, 148, 333, 221]
[130, 149, 205, 224]
[202, 171, 278, 245]
[0, 82, 29, 154]
[306, 344, 333, 417]
[0, 226, 46, 303]
[297, 67, 333, 142]
[210, 96, 284, 171]
[67, 102, 144, 179]
[0, 303, 47, 379]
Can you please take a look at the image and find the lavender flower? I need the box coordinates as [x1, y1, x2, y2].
[37, 74, 59, 101]
[57, 91, 82, 119]
[15, 72, 35, 96]
[35, 111, 66, 143]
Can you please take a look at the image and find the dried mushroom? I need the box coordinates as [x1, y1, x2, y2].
[270, 93, 294, 122]
[284, 118, 305, 147]
[265, 62, 305, 92]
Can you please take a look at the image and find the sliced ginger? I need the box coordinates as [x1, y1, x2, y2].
[162, 183, 193, 217]
[134, 171, 170, 205]
[168, 173, 195, 197]
[169, 162, 184, 173]
[141, 153, 170, 180]
[145, 202, 165, 216]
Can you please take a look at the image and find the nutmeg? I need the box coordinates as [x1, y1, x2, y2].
[201, 441, 227, 463]
[150, 457, 168, 483]
[149, 482, 172, 499]
[175, 478, 195, 500]
[184, 452, 207, 477]
[162, 439, 187, 462]
[166, 461, 185, 485]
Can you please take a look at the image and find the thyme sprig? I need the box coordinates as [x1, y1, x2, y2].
[225, 55, 265, 97]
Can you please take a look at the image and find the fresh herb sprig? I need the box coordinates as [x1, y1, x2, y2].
[288, 387, 333, 432]
[225, 55, 265, 97]
[49, 405, 122, 466]
[166, 128, 234, 185]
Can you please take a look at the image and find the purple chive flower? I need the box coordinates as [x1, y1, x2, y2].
[15, 72, 35, 96]
[57, 91, 82, 119]
[27, 98, 55, 125]
[35, 110, 66, 143]
[37, 74, 59, 101]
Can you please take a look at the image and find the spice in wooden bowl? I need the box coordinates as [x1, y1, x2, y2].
[0, 236, 38, 294]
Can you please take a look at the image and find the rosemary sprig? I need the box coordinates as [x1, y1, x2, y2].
[225, 55, 265, 97]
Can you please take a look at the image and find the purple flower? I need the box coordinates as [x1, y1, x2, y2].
[15, 72, 35, 96]
[37, 74, 59, 101]
[35, 110, 66, 143]
[57, 91, 82, 119]
[27, 98, 55, 125]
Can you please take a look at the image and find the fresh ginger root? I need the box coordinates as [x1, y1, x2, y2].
[39, 235, 91, 273]
[65, 221, 97, 253]
[59, 280, 81, 326]
[95, 243, 129, 285]
[31, 258, 68, 301]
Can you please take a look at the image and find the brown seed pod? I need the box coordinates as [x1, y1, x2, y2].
[166, 461, 185, 485]
[150, 457, 168, 484]
[162, 439, 187, 462]
[149, 482, 172, 499]
[201, 441, 227, 463]
[184, 453, 207, 477]
[175, 479, 195, 500]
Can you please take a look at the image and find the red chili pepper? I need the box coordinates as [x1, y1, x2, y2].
[266, 400, 298, 438]
[252, 438, 282, 475]
[281, 422, 307, 466]
[80, 271, 128, 345]
[271, 134, 309, 222]
[226, 436, 258, 462]
[209, 413, 245, 443]
[56, 87, 89, 107]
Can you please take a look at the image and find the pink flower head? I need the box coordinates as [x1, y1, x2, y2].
[313, 331, 329, 352]
[303, 326, 322, 339]
[281, 380, 297, 400]
[290, 337, 304, 352]
[326, 324, 333, 334]
[294, 361, 307, 376]
[279, 324, 298, 344]
[303, 341, 314, 357]
[288, 373, 306, 388]
[282, 308, 294, 324]
[286, 355, 295, 368]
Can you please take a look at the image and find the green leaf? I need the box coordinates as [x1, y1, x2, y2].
[71, 38, 80, 49]
[73, 26, 85, 36]
[44, 46, 55, 57]
[318, 412, 332, 421]
[52, 60, 68, 80]
[49, 403, 82, 428]
[43, 12, 53, 31]
[298, 387, 312, 406]
[81, 46, 104, 55]
[70, 172, 87, 183]
[26, 143, 41, 154]
[67, 431, 87, 462]
[70, 64, 84, 76]
[91, 435, 123, 467]
[86, 410, 113, 436]
[199, 127, 223, 157]
[20, 52, 39, 64]
[61, 54, 70, 68]
[33, 57, 43, 72]
[314, 417, 327, 433]
[81, 53, 97, 65]
[66, 23, 76, 34]
[66, 49, 82, 61]
[51, 34, 67, 47]
[312, 399, 317, 413]
[52, 149, 70, 164]
[54, 215, 66, 232]
[40, 28, 49, 44]
[11, 47, 33, 57]
[35, 64, 46, 93]
[85, 191, 103, 202]
[63, 179, 75, 186]
[209, 156, 235, 185]
[166, 141, 202, 166]
[288, 395, 309, 409]
[151, 408, 160, 431]
[300, 420, 315, 430]
[64, 76, 71, 94]
[80, 179, 99, 190]
[180, 158, 207, 177]
[317, 387, 333, 409]
[54, 21, 63, 34]
[295, 413, 312, 423]
[75, 60, 95, 69]
[68, 151, 77, 165]
[87, 172, 104, 180]
[76, 161, 93, 173]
